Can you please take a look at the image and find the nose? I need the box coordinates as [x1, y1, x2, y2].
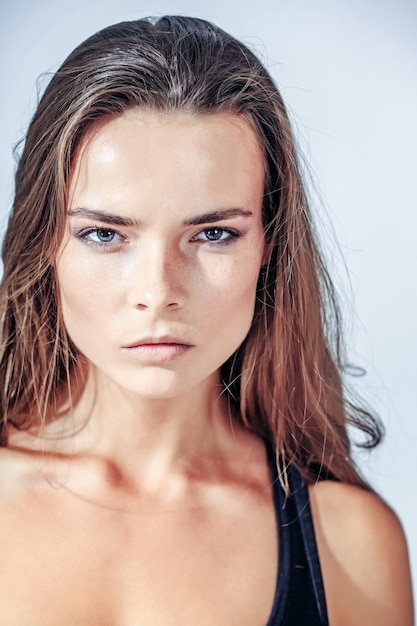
[127, 239, 187, 313]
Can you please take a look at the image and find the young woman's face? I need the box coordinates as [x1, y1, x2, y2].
[56, 111, 265, 400]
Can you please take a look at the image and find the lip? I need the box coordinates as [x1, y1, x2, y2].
[122, 336, 193, 349]
[122, 336, 193, 363]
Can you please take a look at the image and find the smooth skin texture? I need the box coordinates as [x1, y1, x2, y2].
[0, 111, 413, 625]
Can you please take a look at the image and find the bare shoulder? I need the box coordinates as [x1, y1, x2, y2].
[308, 480, 414, 626]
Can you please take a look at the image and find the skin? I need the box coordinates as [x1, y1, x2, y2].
[310, 481, 414, 625]
[0, 111, 413, 625]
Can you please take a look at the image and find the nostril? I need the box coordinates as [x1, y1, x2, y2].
[134, 299, 181, 311]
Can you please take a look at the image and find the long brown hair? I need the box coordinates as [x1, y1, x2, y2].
[0, 15, 382, 484]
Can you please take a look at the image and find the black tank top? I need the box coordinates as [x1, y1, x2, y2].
[265, 445, 329, 625]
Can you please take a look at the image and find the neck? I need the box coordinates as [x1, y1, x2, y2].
[34, 365, 245, 490]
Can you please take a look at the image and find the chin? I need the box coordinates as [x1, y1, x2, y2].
[90, 365, 218, 403]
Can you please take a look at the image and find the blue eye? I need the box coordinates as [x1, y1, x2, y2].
[86, 228, 116, 243]
[94, 228, 117, 243]
[76, 227, 124, 248]
[204, 228, 226, 241]
[193, 228, 239, 243]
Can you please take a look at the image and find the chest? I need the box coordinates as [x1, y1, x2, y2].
[0, 489, 278, 625]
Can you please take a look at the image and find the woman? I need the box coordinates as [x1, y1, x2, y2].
[0, 15, 413, 625]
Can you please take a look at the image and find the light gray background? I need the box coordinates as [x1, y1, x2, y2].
[1, 0, 416, 601]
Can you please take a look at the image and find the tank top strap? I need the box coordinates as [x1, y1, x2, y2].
[265, 443, 329, 626]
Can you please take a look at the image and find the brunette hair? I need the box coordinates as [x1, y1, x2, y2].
[0, 15, 382, 484]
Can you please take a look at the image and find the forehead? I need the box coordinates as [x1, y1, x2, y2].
[80, 108, 263, 149]
[68, 110, 265, 217]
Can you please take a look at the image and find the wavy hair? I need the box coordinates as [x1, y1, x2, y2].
[0, 15, 382, 483]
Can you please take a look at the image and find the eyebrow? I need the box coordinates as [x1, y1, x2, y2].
[183, 208, 253, 226]
[67, 207, 253, 227]
[67, 208, 139, 227]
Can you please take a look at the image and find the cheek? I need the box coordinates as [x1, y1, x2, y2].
[201, 257, 261, 333]
[56, 251, 114, 332]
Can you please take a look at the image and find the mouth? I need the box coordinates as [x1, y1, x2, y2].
[122, 337, 193, 363]
[123, 336, 193, 349]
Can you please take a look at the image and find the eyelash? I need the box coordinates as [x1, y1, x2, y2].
[191, 227, 240, 246]
[75, 227, 126, 250]
[74, 226, 241, 250]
